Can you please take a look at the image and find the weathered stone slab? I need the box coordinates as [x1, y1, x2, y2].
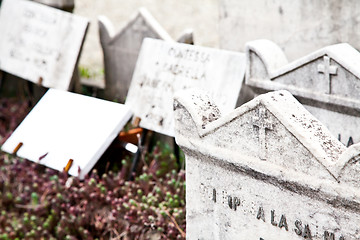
[0, 0, 88, 90]
[220, 0, 360, 61]
[98, 8, 173, 103]
[126, 38, 246, 136]
[245, 39, 360, 146]
[174, 89, 360, 239]
[32, 0, 74, 11]
[1, 89, 132, 179]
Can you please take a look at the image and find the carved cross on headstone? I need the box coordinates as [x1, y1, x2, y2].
[317, 56, 338, 94]
[252, 107, 273, 160]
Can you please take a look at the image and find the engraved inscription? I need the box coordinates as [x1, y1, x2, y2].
[212, 188, 216, 203]
[256, 209, 312, 238]
[202, 186, 346, 239]
[256, 206, 265, 222]
[278, 214, 289, 231]
[324, 231, 345, 240]
[228, 196, 241, 211]
[337, 134, 354, 147]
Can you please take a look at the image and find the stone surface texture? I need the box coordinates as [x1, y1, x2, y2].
[174, 89, 360, 239]
[245, 39, 360, 146]
[0, 0, 88, 90]
[98, 8, 173, 103]
[220, 0, 360, 62]
[126, 38, 245, 136]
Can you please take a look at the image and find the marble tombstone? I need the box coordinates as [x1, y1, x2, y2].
[174, 90, 360, 239]
[245, 39, 360, 146]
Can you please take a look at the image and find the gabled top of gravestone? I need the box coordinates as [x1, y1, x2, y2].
[1, 89, 132, 179]
[174, 90, 350, 181]
[0, 0, 89, 90]
[98, 7, 172, 47]
[98, 8, 173, 103]
[126, 38, 246, 137]
[175, 89, 360, 201]
[245, 39, 360, 110]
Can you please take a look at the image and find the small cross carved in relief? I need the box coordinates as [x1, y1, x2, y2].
[252, 107, 273, 160]
[317, 56, 338, 94]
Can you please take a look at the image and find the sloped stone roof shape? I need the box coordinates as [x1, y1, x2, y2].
[98, 8, 173, 46]
[174, 89, 360, 205]
[245, 39, 360, 110]
[175, 90, 345, 169]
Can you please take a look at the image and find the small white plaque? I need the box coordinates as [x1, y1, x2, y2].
[126, 38, 246, 136]
[0, 0, 89, 90]
[1, 89, 132, 179]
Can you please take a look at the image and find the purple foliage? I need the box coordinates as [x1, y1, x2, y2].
[0, 98, 186, 240]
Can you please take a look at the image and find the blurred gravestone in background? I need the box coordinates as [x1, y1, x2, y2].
[220, 0, 360, 61]
[126, 38, 246, 137]
[74, 0, 218, 84]
[98, 8, 173, 103]
[32, 0, 74, 12]
[0, 0, 88, 98]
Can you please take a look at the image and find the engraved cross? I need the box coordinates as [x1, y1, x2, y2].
[252, 107, 273, 160]
[317, 56, 338, 94]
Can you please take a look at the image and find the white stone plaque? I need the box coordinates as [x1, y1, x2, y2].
[1, 89, 132, 179]
[174, 90, 360, 239]
[245, 39, 360, 146]
[126, 38, 246, 136]
[0, 0, 89, 90]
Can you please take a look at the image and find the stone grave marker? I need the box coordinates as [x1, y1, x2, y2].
[174, 89, 360, 239]
[0, 0, 88, 90]
[125, 38, 246, 137]
[220, 0, 360, 61]
[98, 8, 173, 103]
[1, 89, 132, 179]
[245, 39, 360, 146]
[32, 0, 74, 12]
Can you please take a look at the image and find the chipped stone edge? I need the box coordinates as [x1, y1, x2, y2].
[174, 90, 360, 208]
[174, 90, 360, 204]
[175, 90, 345, 173]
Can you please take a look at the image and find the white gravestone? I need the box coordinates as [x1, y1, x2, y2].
[245, 39, 360, 146]
[220, 0, 360, 62]
[98, 8, 173, 103]
[126, 38, 246, 137]
[32, 0, 74, 11]
[0, 0, 88, 90]
[1, 89, 132, 179]
[174, 89, 360, 239]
